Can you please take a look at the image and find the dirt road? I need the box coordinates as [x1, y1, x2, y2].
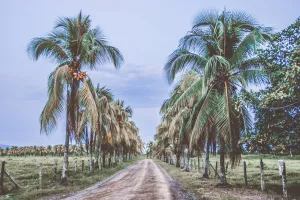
[62, 159, 193, 200]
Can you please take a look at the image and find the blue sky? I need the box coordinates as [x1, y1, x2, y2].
[0, 0, 299, 146]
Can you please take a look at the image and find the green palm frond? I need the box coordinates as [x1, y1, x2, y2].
[230, 30, 265, 67]
[240, 69, 267, 85]
[190, 89, 218, 148]
[239, 57, 265, 70]
[96, 84, 114, 102]
[165, 48, 207, 84]
[204, 55, 230, 85]
[179, 29, 217, 56]
[168, 78, 203, 115]
[27, 36, 69, 63]
[193, 9, 219, 28]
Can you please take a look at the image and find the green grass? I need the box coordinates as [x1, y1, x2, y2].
[156, 154, 300, 200]
[0, 155, 141, 200]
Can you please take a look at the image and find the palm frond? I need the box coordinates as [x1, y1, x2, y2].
[164, 48, 207, 84]
[78, 79, 99, 134]
[40, 65, 71, 134]
[193, 9, 219, 28]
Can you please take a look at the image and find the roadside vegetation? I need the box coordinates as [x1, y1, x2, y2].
[0, 155, 140, 200]
[151, 8, 299, 199]
[156, 155, 300, 199]
[0, 11, 143, 199]
[26, 11, 143, 185]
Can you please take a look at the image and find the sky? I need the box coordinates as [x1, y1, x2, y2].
[0, 0, 299, 147]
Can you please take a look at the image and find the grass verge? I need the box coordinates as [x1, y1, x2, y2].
[0, 156, 141, 200]
[155, 154, 300, 200]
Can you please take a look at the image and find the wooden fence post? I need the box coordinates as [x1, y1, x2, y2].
[278, 160, 287, 198]
[197, 156, 200, 172]
[226, 161, 229, 173]
[260, 159, 265, 191]
[54, 162, 57, 174]
[90, 159, 94, 173]
[0, 161, 5, 194]
[243, 161, 247, 186]
[39, 163, 43, 187]
[99, 156, 102, 171]
[215, 161, 218, 178]
[75, 160, 77, 172]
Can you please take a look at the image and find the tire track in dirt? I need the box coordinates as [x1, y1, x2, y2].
[50, 159, 196, 200]
[61, 159, 172, 200]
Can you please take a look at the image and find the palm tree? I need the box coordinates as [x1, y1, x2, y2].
[27, 11, 124, 184]
[164, 9, 271, 184]
[158, 73, 203, 170]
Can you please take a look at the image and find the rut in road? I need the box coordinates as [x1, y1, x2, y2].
[63, 159, 173, 200]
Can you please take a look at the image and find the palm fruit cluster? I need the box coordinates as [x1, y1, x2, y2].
[68, 62, 87, 81]
[116, 120, 124, 128]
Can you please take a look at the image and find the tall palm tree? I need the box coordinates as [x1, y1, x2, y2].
[146, 141, 153, 158]
[164, 9, 271, 184]
[27, 11, 124, 184]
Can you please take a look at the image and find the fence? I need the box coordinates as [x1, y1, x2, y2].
[0, 154, 137, 195]
[161, 155, 291, 198]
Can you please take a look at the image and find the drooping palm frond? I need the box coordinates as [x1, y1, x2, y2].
[78, 79, 98, 134]
[168, 77, 203, 115]
[40, 65, 71, 134]
[27, 35, 69, 63]
[189, 89, 219, 148]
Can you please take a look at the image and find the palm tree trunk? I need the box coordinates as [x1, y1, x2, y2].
[98, 148, 102, 170]
[95, 138, 100, 169]
[61, 89, 70, 185]
[176, 151, 181, 168]
[181, 150, 185, 169]
[213, 140, 217, 156]
[219, 138, 227, 184]
[85, 127, 89, 155]
[203, 139, 210, 178]
[89, 129, 94, 173]
[185, 149, 191, 172]
[60, 131, 69, 185]
[102, 151, 106, 168]
[113, 150, 116, 165]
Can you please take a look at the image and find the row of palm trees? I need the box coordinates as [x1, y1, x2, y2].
[154, 9, 271, 184]
[1, 145, 83, 156]
[27, 11, 142, 184]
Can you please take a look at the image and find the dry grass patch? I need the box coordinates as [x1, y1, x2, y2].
[0, 156, 140, 200]
[156, 154, 300, 200]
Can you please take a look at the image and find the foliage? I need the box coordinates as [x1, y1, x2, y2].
[245, 18, 300, 154]
[156, 154, 300, 199]
[158, 9, 271, 172]
[27, 11, 142, 184]
[0, 156, 140, 199]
